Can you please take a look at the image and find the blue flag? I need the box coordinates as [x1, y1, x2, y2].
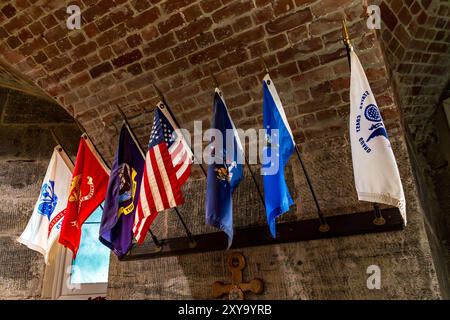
[99, 124, 144, 257]
[262, 74, 295, 238]
[206, 89, 244, 247]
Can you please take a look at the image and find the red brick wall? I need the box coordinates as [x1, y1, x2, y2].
[0, 0, 448, 299]
[378, 0, 450, 143]
[0, 1, 448, 155]
[0, 0, 395, 163]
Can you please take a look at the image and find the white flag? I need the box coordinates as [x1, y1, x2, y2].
[17, 146, 74, 263]
[349, 50, 406, 223]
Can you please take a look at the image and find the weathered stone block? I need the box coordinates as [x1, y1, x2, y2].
[2, 91, 72, 124]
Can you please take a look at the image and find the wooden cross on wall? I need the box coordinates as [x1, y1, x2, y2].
[212, 252, 264, 300]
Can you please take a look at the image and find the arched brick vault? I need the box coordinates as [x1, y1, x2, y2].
[0, 0, 446, 164]
[0, 0, 447, 193]
[0, 1, 408, 158]
[0, 0, 447, 161]
[0, 0, 448, 299]
[379, 0, 450, 144]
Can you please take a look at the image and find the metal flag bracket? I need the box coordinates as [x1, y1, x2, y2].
[117, 86, 403, 262]
[373, 203, 386, 226]
[120, 207, 404, 261]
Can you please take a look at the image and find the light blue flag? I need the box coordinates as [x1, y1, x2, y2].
[206, 88, 244, 247]
[262, 74, 295, 237]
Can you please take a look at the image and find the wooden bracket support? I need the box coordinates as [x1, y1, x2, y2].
[119, 207, 404, 261]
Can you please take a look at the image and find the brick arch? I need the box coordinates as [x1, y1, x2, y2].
[0, 0, 399, 162]
[0, 0, 447, 164]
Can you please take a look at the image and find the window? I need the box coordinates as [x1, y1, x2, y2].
[42, 205, 110, 300]
[70, 207, 110, 284]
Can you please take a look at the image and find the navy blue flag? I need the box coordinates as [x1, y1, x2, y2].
[99, 124, 144, 257]
[262, 74, 295, 238]
[206, 89, 244, 247]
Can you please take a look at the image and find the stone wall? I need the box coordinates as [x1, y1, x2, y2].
[0, 87, 78, 299]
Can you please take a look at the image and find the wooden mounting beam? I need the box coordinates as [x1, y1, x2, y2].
[119, 208, 404, 261]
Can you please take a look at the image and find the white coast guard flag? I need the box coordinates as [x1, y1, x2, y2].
[17, 146, 74, 263]
[349, 49, 406, 223]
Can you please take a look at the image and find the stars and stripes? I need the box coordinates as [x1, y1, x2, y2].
[133, 101, 192, 244]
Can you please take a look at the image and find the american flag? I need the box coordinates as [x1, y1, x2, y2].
[133, 102, 192, 244]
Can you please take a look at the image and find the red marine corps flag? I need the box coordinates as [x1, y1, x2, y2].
[59, 134, 110, 257]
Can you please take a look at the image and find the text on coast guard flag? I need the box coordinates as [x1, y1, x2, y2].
[100, 124, 144, 257]
[349, 50, 406, 222]
[59, 135, 110, 257]
[262, 74, 295, 238]
[17, 146, 73, 264]
[133, 102, 192, 244]
[205, 88, 244, 248]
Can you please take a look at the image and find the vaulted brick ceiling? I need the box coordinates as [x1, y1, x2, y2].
[0, 57, 51, 100]
[0, 0, 448, 162]
[379, 0, 450, 144]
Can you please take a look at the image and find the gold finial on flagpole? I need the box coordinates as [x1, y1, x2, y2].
[260, 56, 269, 74]
[342, 19, 352, 49]
[342, 19, 353, 67]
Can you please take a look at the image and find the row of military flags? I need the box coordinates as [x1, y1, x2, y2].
[18, 48, 406, 263]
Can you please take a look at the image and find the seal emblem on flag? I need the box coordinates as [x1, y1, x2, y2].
[37, 181, 58, 220]
[118, 163, 132, 203]
[117, 163, 138, 217]
[355, 92, 389, 154]
[364, 104, 388, 143]
[68, 175, 95, 209]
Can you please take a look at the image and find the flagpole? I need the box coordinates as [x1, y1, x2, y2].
[342, 19, 352, 68]
[50, 128, 68, 157]
[119, 105, 196, 247]
[73, 117, 110, 170]
[260, 57, 329, 232]
[341, 20, 386, 226]
[210, 72, 266, 211]
[49, 128, 77, 176]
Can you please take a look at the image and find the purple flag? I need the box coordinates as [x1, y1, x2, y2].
[99, 124, 144, 257]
